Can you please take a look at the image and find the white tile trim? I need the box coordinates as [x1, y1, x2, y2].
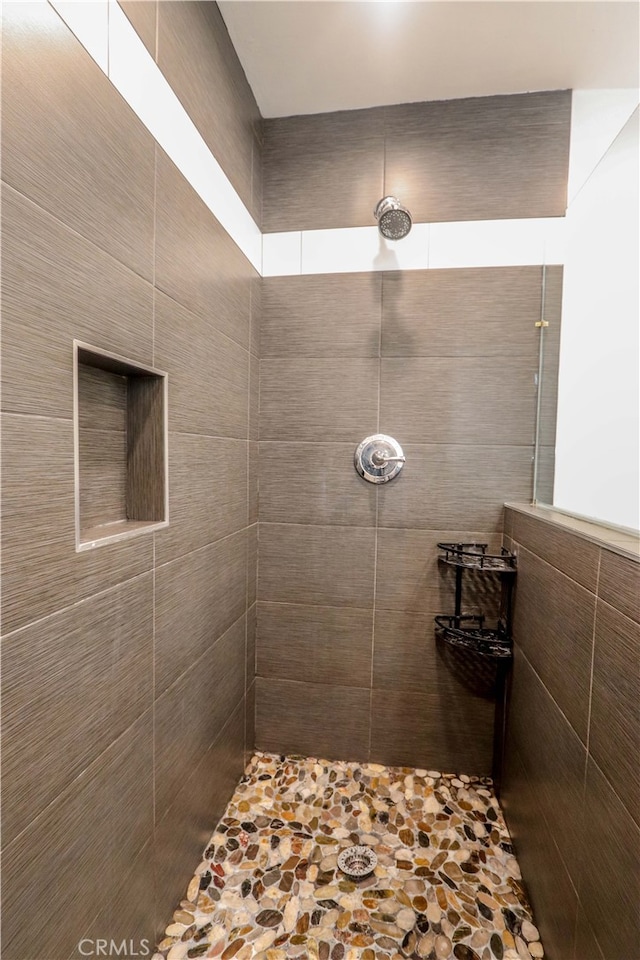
[49, 0, 566, 279]
[262, 232, 302, 277]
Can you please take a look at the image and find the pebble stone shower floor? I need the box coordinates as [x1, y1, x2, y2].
[154, 753, 544, 960]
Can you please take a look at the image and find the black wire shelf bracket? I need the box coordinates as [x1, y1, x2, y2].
[434, 541, 518, 795]
[434, 614, 513, 659]
[436, 541, 517, 574]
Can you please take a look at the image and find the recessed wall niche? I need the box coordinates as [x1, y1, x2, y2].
[73, 341, 169, 551]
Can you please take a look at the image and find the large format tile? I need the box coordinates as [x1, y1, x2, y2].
[259, 442, 377, 527]
[154, 615, 246, 821]
[260, 358, 379, 442]
[157, 0, 260, 221]
[370, 685, 494, 775]
[573, 907, 605, 960]
[249, 352, 260, 441]
[258, 523, 376, 608]
[589, 600, 640, 826]
[1, 187, 153, 418]
[262, 273, 382, 358]
[1, 574, 153, 847]
[375, 528, 503, 615]
[250, 272, 262, 359]
[1, 711, 153, 960]
[77, 366, 128, 528]
[246, 602, 256, 689]
[383, 91, 571, 224]
[154, 701, 245, 937]
[262, 107, 385, 232]
[252, 136, 263, 231]
[511, 506, 600, 591]
[154, 290, 249, 439]
[80, 840, 155, 960]
[508, 650, 587, 872]
[78, 428, 127, 529]
[255, 678, 370, 761]
[248, 441, 259, 525]
[536, 266, 563, 448]
[2, 1, 155, 280]
[154, 533, 248, 696]
[1, 414, 153, 633]
[108, 712, 156, 887]
[155, 149, 252, 350]
[578, 757, 640, 960]
[373, 609, 500, 704]
[500, 749, 579, 960]
[377, 444, 532, 532]
[245, 681, 256, 766]
[155, 433, 247, 566]
[512, 547, 595, 742]
[247, 523, 258, 608]
[257, 601, 373, 686]
[77, 364, 128, 431]
[381, 267, 542, 358]
[598, 547, 640, 623]
[380, 356, 537, 445]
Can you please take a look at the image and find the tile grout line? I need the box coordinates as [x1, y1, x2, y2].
[368, 489, 379, 763]
[517, 638, 589, 755]
[244, 281, 254, 760]
[1, 568, 155, 641]
[3, 175, 156, 292]
[152, 534, 157, 843]
[583, 549, 602, 763]
[155, 607, 249, 705]
[151, 143, 158, 366]
[3, 702, 155, 854]
[511, 744, 582, 942]
[368, 277, 384, 760]
[571, 547, 601, 959]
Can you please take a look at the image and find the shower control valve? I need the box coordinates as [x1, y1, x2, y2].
[355, 434, 405, 484]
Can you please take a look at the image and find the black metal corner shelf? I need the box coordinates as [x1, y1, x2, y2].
[434, 541, 517, 795]
[434, 615, 512, 659]
[437, 541, 517, 574]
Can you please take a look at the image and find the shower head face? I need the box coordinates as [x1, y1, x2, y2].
[374, 196, 412, 240]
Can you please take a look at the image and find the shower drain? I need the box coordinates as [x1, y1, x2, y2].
[337, 845, 378, 881]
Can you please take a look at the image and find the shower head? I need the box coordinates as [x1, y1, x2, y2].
[374, 196, 412, 241]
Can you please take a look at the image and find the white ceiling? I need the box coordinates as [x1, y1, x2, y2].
[218, 1, 640, 118]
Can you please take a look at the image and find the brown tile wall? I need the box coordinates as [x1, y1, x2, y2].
[0, 3, 260, 958]
[256, 266, 562, 772]
[262, 91, 571, 232]
[77, 364, 128, 529]
[502, 507, 640, 960]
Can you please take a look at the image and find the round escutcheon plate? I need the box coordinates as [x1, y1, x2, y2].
[354, 434, 405, 484]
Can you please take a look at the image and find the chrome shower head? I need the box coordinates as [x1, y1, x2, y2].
[374, 196, 412, 240]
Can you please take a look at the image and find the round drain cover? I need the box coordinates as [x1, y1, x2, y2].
[337, 845, 378, 880]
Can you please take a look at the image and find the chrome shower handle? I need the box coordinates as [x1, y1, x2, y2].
[371, 450, 406, 466]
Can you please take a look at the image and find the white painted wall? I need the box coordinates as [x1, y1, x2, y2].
[554, 94, 640, 531]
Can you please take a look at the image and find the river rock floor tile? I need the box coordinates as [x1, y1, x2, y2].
[155, 753, 543, 960]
